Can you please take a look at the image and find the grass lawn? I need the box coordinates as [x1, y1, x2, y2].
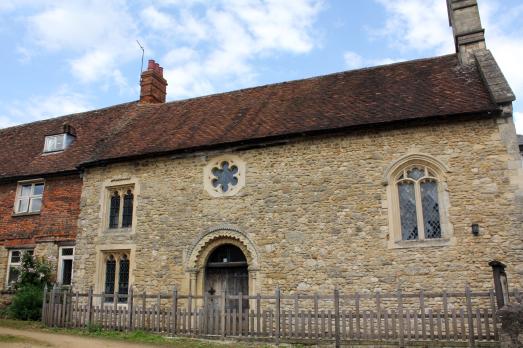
[0, 318, 282, 347]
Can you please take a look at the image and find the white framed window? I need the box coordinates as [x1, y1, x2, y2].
[43, 133, 74, 153]
[57, 246, 75, 286]
[6, 249, 34, 287]
[14, 181, 44, 214]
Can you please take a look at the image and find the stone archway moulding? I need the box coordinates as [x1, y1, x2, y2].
[382, 153, 450, 186]
[185, 223, 260, 272]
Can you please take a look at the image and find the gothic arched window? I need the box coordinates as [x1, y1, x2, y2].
[122, 190, 134, 228]
[107, 186, 134, 230]
[396, 166, 441, 240]
[385, 154, 453, 248]
[118, 255, 130, 303]
[109, 192, 120, 229]
[104, 255, 116, 301]
[103, 252, 130, 303]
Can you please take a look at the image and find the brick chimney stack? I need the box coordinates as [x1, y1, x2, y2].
[140, 60, 167, 104]
[447, 0, 486, 65]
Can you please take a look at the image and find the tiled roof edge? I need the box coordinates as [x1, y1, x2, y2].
[78, 108, 500, 169]
[0, 101, 137, 133]
[474, 49, 516, 104]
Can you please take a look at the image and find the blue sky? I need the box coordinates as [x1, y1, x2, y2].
[1, 0, 522, 133]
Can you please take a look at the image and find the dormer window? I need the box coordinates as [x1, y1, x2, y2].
[43, 133, 74, 153]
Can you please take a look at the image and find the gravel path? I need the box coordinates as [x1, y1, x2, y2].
[0, 326, 156, 348]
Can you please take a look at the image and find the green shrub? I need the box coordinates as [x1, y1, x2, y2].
[8, 252, 53, 321]
[14, 252, 52, 290]
[8, 285, 43, 321]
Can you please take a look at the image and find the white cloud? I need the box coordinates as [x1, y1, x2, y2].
[145, 0, 323, 99]
[344, 51, 405, 70]
[479, 1, 523, 104]
[22, 0, 138, 93]
[374, 0, 523, 133]
[373, 0, 454, 55]
[1, 86, 92, 127]
[343, 51, 364, 70]
[514, 112, 523, 135]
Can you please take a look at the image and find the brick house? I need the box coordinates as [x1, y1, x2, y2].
[1, 0, 521, 304]
[0, 105, 132, 290]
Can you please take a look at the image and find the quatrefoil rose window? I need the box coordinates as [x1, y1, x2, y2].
[204, 155, 246, 197]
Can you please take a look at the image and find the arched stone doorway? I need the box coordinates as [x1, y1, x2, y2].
[205, 244, 249, 310]
[184, 225, 260, 308]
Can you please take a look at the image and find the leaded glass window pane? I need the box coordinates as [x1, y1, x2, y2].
[104, 256, 116, 302]
[398, 181, 418, 240]
[407, 167, 425, 180]
[118, 255, 130, 303]
[10, 250, 21, 263]
[109, 192, 120, 229]
[61, 248, 74, 256]
[421, 181, 441, 239]
[121, 190, 133, 228]
[211, 161, 239, 192]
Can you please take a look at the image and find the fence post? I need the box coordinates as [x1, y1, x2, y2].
[375, 290, 381, 339]
[141, 291, 146, 330]
[465, 285, 475, 348]
[256, 293, 261, 335]
[48, 284, 56, 326]
[275, 287, 281, 346]
[397, 287, 405, 348]
[188, 290, 193, 333]
[156, 292, 161, 333]
[334, 288, 341, 348]
[314, 292, 319, 344]
[42, 284, 48, 325]
[171, 287, 178, 336]
[127, 286, 133, 331]
[419, 289, 426, 339]
[87, 286, 93, 327]
[355, 291, 360, 338]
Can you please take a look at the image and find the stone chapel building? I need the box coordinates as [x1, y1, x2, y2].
[0, 0, 521, 303]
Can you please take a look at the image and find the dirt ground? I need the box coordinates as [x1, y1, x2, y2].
[0, 326, 158, 348]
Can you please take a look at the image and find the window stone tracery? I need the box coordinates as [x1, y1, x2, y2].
[384, 153, 454, 249]
[204, 155, 246, 197]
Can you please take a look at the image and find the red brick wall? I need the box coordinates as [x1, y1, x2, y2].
[0, 174, 82, 246]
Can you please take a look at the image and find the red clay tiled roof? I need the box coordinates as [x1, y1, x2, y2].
[0, 54, 497, 179]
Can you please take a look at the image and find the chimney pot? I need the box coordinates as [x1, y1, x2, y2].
[140, 59, 167, 104]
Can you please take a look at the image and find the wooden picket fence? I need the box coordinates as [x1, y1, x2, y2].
[42, 285, 513, 347]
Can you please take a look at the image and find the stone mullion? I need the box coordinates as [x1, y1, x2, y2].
[118, 190, 124, 228]
[114, 254, 121, 300]
[414, 181, 425, 240]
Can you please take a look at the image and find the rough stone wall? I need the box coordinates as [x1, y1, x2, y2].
[73, 116, 523, 295]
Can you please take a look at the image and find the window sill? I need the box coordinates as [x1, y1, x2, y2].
[389, 238, 454, 249]
[104, 227, 133, 234]
[12, 211, 41, 217]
